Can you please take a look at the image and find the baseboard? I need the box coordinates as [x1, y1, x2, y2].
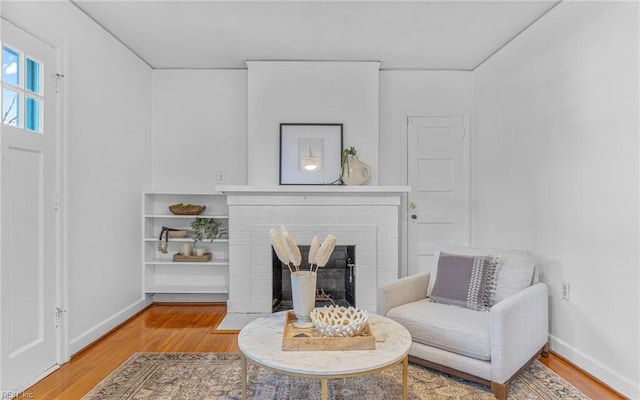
[549, 334, 638, 399]
[69, 298, 148, 356]
[151, 293, 228, 303]
[9, 364, 59, 397]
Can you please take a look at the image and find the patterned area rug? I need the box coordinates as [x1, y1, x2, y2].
[82, 353, 590, 400]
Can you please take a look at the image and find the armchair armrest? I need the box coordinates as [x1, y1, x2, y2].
[377, 273, 430, 316]
[490, 282, 549, 383]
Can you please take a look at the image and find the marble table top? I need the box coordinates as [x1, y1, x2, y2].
[238, 312, 412, 376]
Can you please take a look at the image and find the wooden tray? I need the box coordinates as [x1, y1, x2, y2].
[282, 311, 375, 351]
[172, 252, 212, 262]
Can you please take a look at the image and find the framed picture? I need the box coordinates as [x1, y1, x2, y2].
[279, 123, 343, 185]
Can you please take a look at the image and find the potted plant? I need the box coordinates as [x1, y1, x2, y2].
[331, 146, 370, 185]
[190, 217, 223, 243]
[339, 146, 358, 183]
[329, 146, 358, 185]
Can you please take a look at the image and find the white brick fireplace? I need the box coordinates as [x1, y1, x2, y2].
[219, 186, 409, 314]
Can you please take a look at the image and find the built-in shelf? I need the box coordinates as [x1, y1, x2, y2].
[144, 214, 229, 219]
[145, 285, 229, 294]
[143, 192, 230, 299]
[144, 238, 229, 243]
[144, 260, 229, 266]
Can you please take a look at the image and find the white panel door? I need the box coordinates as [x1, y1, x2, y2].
[407, 116, 469, 276]
[1, 21, 60, 392]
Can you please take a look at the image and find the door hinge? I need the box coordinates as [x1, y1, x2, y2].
[54, 192, 61, 211]
[55, 307, 67, 327]
[55, 73, 64, 94]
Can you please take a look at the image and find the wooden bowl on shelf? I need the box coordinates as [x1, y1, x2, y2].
[168, 230, 189, 238]
[168, 204, 206, 215]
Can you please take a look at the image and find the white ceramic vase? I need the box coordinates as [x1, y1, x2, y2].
[290, 271, 317, 328]
[342, 155, 371, 185]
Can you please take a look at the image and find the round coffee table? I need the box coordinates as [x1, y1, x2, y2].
[238, 312, 412, 400]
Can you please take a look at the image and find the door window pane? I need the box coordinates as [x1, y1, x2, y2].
[2, 88, 20, 127]
[26, 58, 40, 94]
[26, 96, 40, 132]
[1, 44, 44, 133]
[2, 47, 19, 86]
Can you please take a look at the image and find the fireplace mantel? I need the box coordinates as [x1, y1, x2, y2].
[216, 185, 410, 194]
[222, 185, 407, 314]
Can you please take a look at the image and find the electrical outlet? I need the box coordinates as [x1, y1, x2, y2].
[216, 171, 226, 184]
[561, 281, 570, 301]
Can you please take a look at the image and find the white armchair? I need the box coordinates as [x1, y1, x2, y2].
[378, 245, 548, 400]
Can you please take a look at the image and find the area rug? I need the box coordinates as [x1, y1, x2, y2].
[82, 353, 590, 400]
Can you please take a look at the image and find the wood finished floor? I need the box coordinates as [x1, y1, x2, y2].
[24, 303, 624, 400]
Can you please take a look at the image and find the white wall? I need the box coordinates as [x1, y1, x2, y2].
[247, 61, 380, 185]
[152, 63, 473, 192]
[472, 2, 639, 397]
[152, 70, 247, 191]
[2, 1, 152, 355]
[379, 70, 473, 185]
[152, 68, 474, 190]
[379, 70, 473, 276]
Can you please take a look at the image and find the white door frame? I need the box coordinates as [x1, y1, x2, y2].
[54, 43, 68, 366]
[401, 112, 472, 277]
[0, 18, 68, 392]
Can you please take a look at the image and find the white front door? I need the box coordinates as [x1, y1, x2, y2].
[407, 116, 469, 276]
[1, 20, 60, 392]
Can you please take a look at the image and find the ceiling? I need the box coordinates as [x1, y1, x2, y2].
[71, 0, 560, 70]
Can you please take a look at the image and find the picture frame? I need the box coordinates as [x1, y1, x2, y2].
[279, 123, 343, 185]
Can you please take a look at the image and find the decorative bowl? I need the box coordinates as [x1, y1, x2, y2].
[168, 230, 189, 238]
[169, 204, 206, 215]
[310, 305, 369, 337]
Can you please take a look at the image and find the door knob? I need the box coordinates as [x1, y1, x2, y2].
[410, 202, 416, 209]
[411, 214, 417, 220]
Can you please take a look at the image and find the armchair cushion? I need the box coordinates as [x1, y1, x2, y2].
[429, 253, 497, 311]
[387, 299, 491, 360]
[428, 245, 535, 306]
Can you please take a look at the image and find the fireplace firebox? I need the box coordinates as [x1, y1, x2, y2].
[272, 246, 355, 312]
